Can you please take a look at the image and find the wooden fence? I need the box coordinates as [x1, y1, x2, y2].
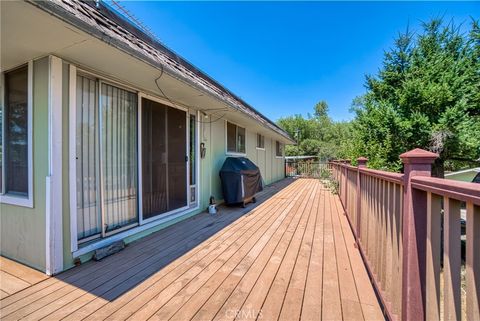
[330, 149, 480, 321]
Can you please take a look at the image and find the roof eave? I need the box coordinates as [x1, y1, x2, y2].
[27, 0, 295, 144]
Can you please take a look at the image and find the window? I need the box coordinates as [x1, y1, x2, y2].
[1, 64, 32, 205]
[226, 121, 246, 154]
[276, 141, 283, 157]
[256, 134, 265, 149]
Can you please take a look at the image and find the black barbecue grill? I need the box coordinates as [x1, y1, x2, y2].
[219, 157, 263, 207]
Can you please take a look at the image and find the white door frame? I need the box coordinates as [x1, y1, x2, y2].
[138, 93, 190, 226]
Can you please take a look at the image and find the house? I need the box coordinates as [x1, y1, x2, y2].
[0, 0, 294, 275]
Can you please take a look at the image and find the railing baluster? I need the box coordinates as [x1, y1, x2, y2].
[443, 197, 462, 321]
[394, 183, 403, 318]
[426, 192, 442, 321]
[376, 178, 382, 278]
[380, 179, 387, 290]
[368, 175, 373, 257]
[466, 202, 480, 321]
[377, 179, 383, 285]
[385, 181, 393, 302]
[370, 176, 376, 273]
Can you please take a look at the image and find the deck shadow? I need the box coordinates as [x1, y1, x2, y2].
[51, 178, 295, 302]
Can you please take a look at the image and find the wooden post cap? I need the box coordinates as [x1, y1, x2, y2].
[357, 157, 368, 167]
[399, 148, 438, 164]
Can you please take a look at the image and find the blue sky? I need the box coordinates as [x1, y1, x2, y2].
[119, 1, 478, 122]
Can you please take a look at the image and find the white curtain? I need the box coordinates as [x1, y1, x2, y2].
[76, 76, 101, 240]
[101, 83, 138, 233]
[76, 76, 138, 241]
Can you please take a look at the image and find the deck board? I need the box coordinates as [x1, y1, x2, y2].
[321, 184, 343, 320]
[0, 178, 384, 321]
[0, 257, 48, 298]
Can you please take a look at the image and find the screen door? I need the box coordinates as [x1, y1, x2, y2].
[142, 98, 188, 219]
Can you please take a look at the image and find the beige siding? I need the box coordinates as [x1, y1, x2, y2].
[246, 131, 257, 164]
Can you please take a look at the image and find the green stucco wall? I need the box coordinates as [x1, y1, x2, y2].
[0, 57, 49, 272]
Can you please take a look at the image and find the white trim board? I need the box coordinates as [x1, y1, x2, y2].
[46, 55, 64, 275]
[68, 65, 78, 253]
[73, 204, 200, 258]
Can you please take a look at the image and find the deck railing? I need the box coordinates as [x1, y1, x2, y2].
[330, 149, 480, 321]
[285, 159, 329, 178]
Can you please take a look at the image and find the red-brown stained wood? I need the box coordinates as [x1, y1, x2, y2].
[466, 202, 480, 321]
[425, 192, 442, 321]
[443, 197, 462, 321]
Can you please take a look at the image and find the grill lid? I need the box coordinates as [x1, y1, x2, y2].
[219, 157, 260, 175]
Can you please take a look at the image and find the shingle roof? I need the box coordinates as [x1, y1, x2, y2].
[29, 0, 294, 143]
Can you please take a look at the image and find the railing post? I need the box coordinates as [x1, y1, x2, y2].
[344, 160, 351, 210]
[400, 148, 438, 321]
[343, 160, 347, 209]
[356, 157, 368, 240]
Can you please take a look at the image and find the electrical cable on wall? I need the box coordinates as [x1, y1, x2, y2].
[154, 65, 230, 124]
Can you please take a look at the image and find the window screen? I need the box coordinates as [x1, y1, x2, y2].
[237, 126, 245, 154]
[227, 122, 236, 152]
[142, 98, 187, 219]
[276, 141, 283, 157]
[257, 134, 265, 149]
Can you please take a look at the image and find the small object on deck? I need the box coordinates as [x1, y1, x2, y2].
[208, 196, 217, 214]
[93, 240, 125, 261]
[73, 257, 82, 266]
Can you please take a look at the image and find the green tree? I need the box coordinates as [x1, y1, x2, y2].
[277, 101, 352, 160]
[349, 19, 480, 175]
[314, 100, 329, 118]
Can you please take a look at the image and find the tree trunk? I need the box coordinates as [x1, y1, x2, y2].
[431, 157, 445, 178]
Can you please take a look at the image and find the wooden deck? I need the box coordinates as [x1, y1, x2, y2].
[0, 178, 384, 321]
[0, 257, 49, 300]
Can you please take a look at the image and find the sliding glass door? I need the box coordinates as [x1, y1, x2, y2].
[75, 76, 191, 244]
[141, 98, 188, 220]
[76, 75, 138, 242]
[75, 76, 101, 240]
[100, 83, 138, 233]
